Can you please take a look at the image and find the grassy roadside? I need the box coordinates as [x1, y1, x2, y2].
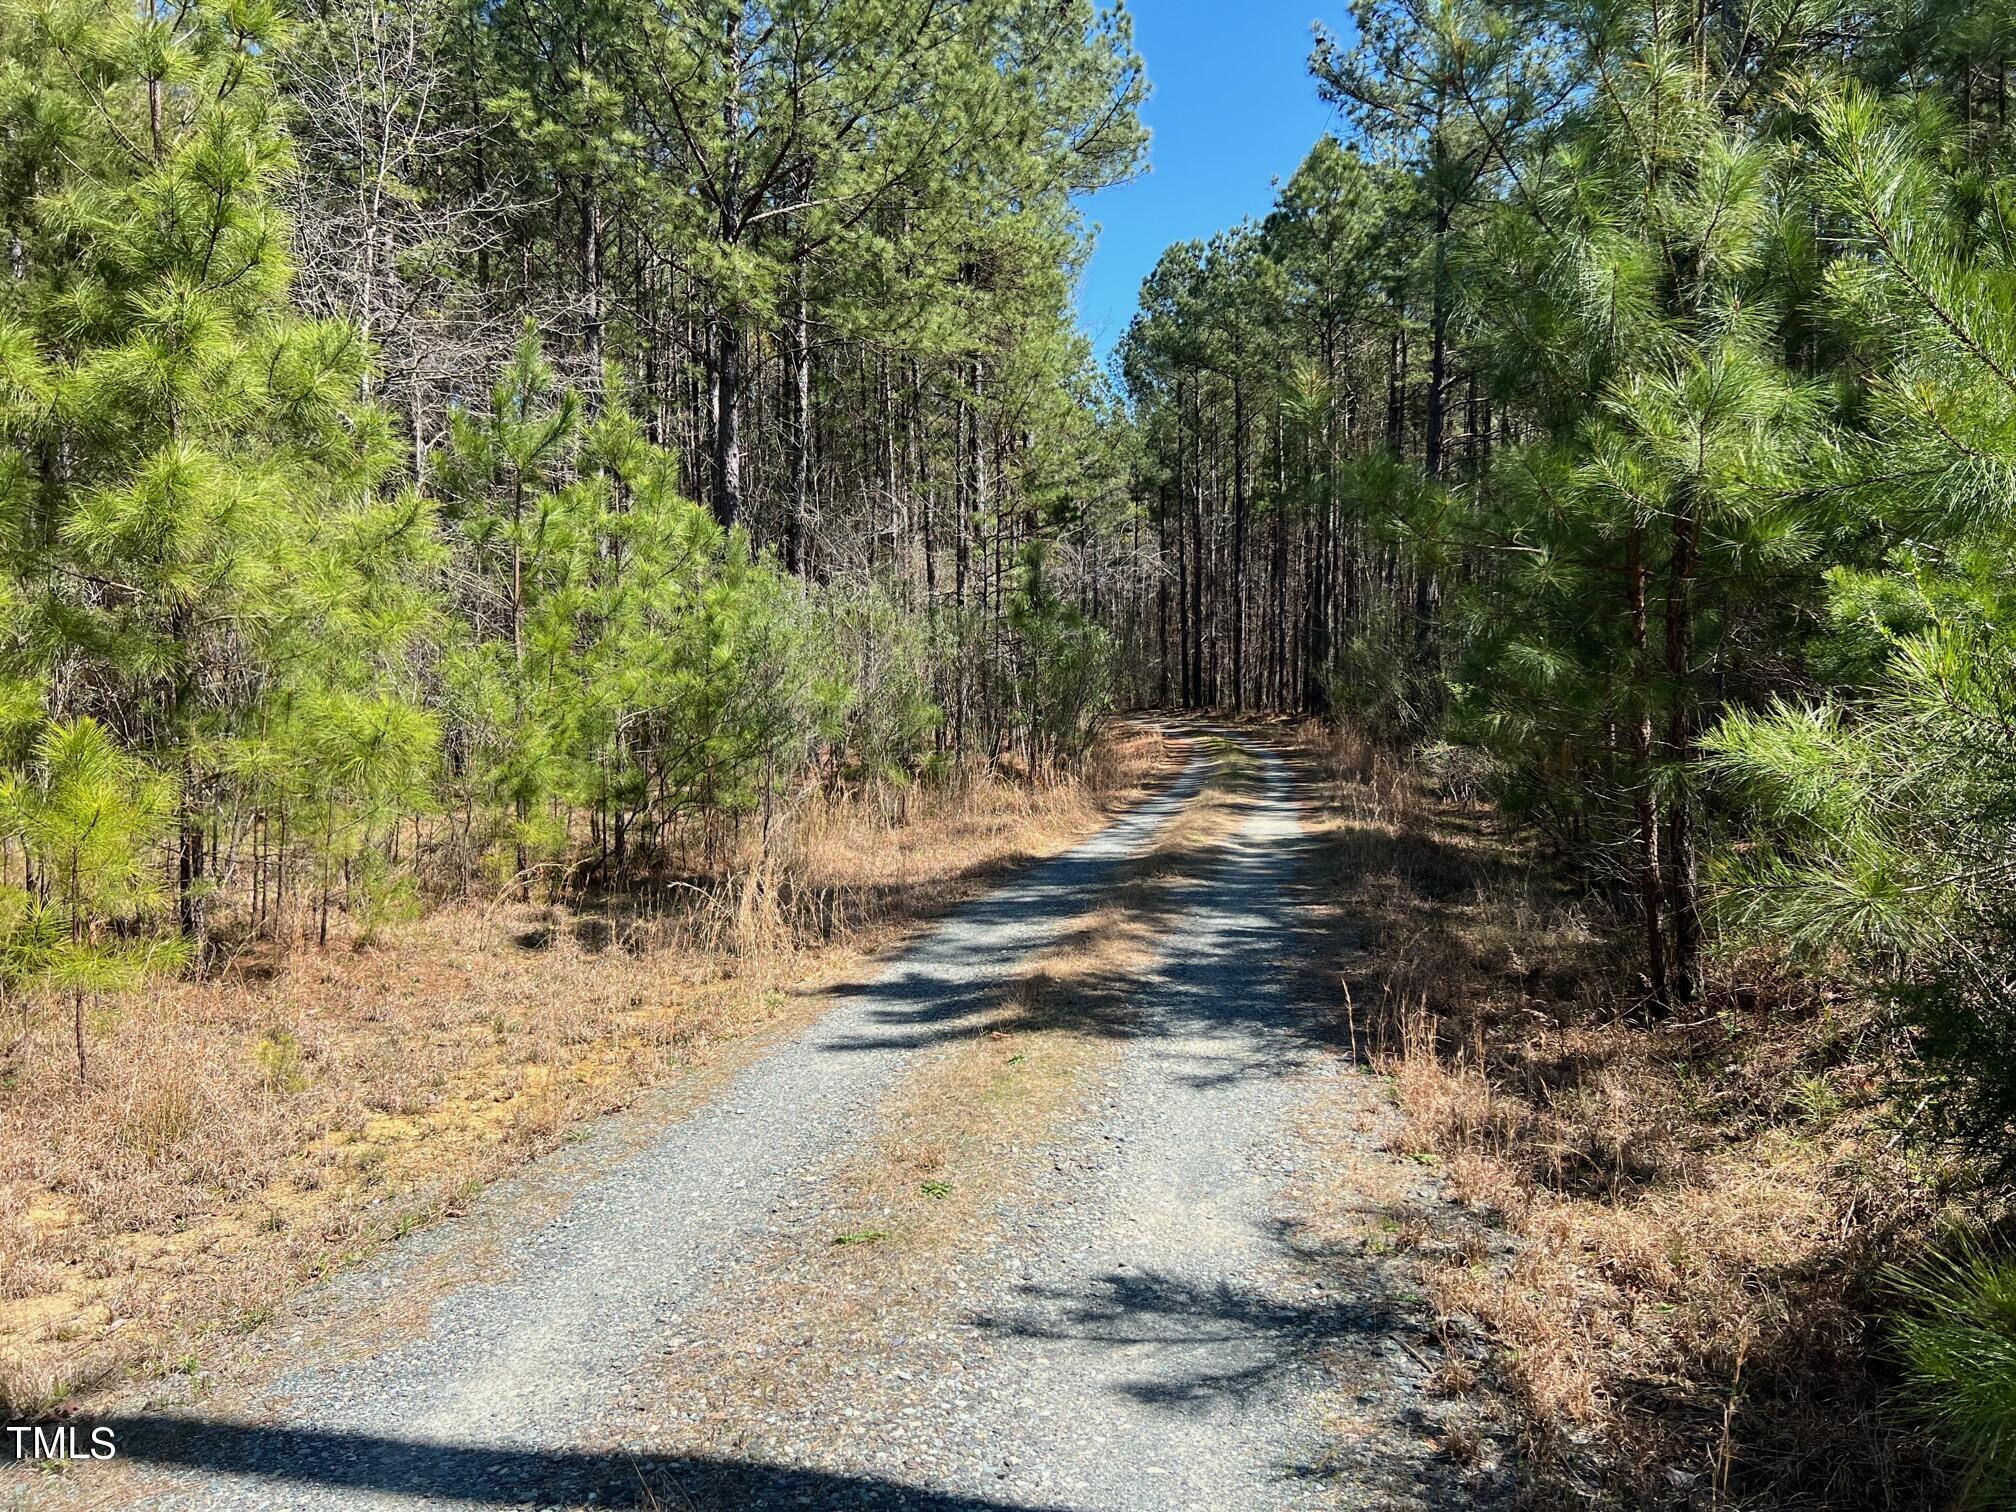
[1291, 721, 1955, 1508]
[645, 737, 1258, 1470]
[0, 724, 1177, 1421]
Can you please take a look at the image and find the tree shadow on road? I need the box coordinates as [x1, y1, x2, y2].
[965, 1261, 1469, 1503]
[812, 755, 1359, 1088]
[71, 1415, 1065, 1510]
[970, 1264, 1410, 1409]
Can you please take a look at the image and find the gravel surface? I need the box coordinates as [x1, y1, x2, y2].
[927, 750, 1435, 1510]
[32, 739, 1504, 1511]
[653, 746, 1492, 1511]
[62, 758, 1205, 1511]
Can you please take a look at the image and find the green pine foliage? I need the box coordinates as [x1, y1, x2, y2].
[17, 0, 2016, 1485]
[432, 329, 839, 889]
[0, 0, 1146, 1036]
[1701, 78, 2016, 1169]
[1, 0, 436, 947]
[0, 717, 183, 1081]
[1003, 543, 1114, 773]
[1887, 1237, 2016, 1507]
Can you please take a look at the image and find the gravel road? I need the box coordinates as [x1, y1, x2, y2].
[649, 744, 1489, 1511]
[925, 751, 1427, 1510]
[37, 736, 1495, 1511]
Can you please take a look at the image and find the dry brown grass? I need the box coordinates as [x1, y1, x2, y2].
[1291, 720, 1956, 1510]
[0, 722, 1176, 1420]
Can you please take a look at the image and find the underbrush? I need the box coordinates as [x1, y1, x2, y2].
[1293, 720, 1971, 1508]
[0, 724, 1173, 1419]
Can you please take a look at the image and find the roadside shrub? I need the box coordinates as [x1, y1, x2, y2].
[1888, 1237, 2016, 1506]
[820, 584, 941, 790]
[1708, 612, 2016, 1173]
[1322, 633, 1419, 746]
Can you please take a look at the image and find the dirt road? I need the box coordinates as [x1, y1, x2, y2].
[25, 735, 1499, 1510]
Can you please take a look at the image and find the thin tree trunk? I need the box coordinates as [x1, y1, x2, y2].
[1157, 490, 1171, 706]
[1628, 526, 1669, 1008]
[786, 281, 811, 573]
[712, 319, 743, 528]
[1231, 371, 1248, 710]
[1664, 496, 1702, 1003]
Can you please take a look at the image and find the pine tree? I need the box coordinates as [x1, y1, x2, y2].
[0, 718, 182, 1081]
[1444, 0, 1837, 1006]
[1705, 76, 2016, 1159]
[434, 328, 834, 888]
[1, 0, 434, 949]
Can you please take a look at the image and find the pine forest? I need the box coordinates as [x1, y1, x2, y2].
[9, 2, 2016, 1508]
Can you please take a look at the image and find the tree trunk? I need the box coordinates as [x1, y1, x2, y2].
[577, 29, 603, 401]
[1664, 497, 1702, 1003]
[1157, 489, 1172, 707]
[712, 319, 743, 528]
[1628, 527, 1669, 1008]
[786, 281, 811, 573]
[1188, 396, 1206, 709]
[1231, 371, 1248, 711]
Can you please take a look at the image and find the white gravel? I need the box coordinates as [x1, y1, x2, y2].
[924, 750, 1477, 1510]
[647, 747, 1494, 1511]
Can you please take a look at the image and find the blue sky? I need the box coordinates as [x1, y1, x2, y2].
[1075, 1, 1349, 371]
